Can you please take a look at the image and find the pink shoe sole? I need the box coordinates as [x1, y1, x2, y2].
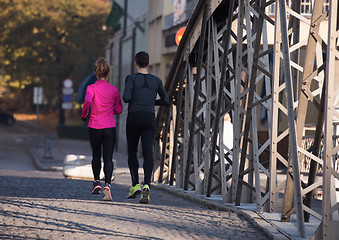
[103, 187, 112, 201]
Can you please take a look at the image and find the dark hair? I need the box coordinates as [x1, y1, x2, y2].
[94, 57, 110, 78]
[134, 51, 149, 68]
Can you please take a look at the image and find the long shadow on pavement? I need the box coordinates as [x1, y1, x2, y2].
[0, 175, 211, 210]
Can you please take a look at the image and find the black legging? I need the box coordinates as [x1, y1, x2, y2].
[88, 127, 116, 184]
[126, 111, 155, 186]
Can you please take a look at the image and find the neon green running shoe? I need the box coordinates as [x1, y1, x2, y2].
[139, 184, 150, 204]
[127, 184, 142, 199]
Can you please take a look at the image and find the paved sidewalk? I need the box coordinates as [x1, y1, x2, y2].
[27, 137, 292, 240]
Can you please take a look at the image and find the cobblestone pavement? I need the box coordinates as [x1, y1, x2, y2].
[0, 170, 269, 240]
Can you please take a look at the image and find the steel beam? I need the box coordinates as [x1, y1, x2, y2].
[169, 61, 187, 186]
[317, 1, 339, 238]
[292, 0, 327, 223]
[207, 0, 236, 197]
[183, 2, 209, 191]
[277, 0, 305, 237]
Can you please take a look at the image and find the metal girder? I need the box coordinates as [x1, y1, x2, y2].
[157, 0, 274, 208]
[280, 0, 303, 223]
[206, 0, 236, 198]
[314, 1, 339, 238]
[234, 0, 271, 208]
[158, 0, 238, 197]
[154, 0, 339, 238]
[154, 0, 206, 184]
[222, 0, 273, 211]
[268, 1, 325, 228]
[183, 1, 209, 192]
[288, 0, 327, 223]
[276, 0, 306, 237]
[157, 105, 172, 183]
[169, 61, 187, 186]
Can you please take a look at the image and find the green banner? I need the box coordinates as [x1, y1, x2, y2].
[105, 1, 123, 27]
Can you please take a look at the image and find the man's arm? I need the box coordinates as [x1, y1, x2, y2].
[155, 79, 170, 106]
[122, 75, 133, 103]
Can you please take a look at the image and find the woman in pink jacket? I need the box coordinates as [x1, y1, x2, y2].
[82, 57, 123, 201]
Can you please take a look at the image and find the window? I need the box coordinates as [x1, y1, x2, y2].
[301, 0, 312, 16]
[165, 32, 177, 47]
[323, 0, 329, 13]
[265, 1, 329, 17]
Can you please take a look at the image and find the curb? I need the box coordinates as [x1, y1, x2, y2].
[63, 154, 117, 181]
[27, 147, 59, 172]
[27, 148, 116, 181]
[152, 183, 291, 240]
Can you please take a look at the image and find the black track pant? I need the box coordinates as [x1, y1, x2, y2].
[126, 111, 155, 186]
[88, 127, 116, 184]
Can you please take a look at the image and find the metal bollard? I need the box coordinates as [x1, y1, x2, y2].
[43, 139, 53, 159]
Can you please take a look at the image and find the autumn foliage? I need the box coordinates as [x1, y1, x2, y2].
[0, 0, 111, 112]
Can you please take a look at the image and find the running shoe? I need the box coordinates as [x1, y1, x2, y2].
[91, 180, 101, 194]
[139, 184, 150, 204]
[103, 183, 112, 201]
[127, 184, 142, 199]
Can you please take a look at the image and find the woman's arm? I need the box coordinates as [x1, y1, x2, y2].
[82, 87, 94, 118]
[114, 89, 123, 115]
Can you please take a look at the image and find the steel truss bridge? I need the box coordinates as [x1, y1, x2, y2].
[153, 0, 339, 239]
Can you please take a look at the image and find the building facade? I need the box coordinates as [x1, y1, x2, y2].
[106, 0, 198, 151]
[147, 0, 198, 82]
[105, 0, 149, 151]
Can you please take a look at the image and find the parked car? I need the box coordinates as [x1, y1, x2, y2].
[0, 108, 15, 126]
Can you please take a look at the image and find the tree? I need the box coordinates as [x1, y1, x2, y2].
[0, 0, 111, 112]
